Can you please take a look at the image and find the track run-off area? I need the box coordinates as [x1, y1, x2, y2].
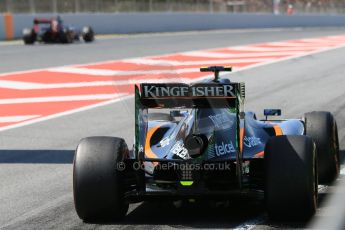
[0, 28, 345, 229]
[1, 33, 345, 131]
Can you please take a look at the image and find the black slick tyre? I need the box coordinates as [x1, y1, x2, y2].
[265, 135, 317, 221]
[305, 111, 339, 184]
[73, 136, 129, 221]
[22, 28, 36, 45]
[82, 26, 95, 42]
[60, 30, 74, 44]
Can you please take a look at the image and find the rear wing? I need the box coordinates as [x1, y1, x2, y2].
[34, 18, 53, 24]
[134, 67, 246, 187]
[134, 82, 245, 159]
[138, 83, 243, 108]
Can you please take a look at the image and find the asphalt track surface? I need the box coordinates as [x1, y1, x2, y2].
[0, 27, 345, 229]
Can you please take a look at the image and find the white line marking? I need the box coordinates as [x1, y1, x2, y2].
[0, 115, 40, 123]
[0, 80, 48, 89]
[182, 51, 305, 58]
[233, 215, 266, 230]
[0, 93, 128, 104]
[267, 41, 340, 47]
[299, 38, 345, 43]
[124, 57, 275, 66]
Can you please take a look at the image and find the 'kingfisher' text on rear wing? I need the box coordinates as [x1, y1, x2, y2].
[137, 83, 242, 109]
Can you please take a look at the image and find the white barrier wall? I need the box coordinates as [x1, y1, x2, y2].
[2, 13, 345, 40]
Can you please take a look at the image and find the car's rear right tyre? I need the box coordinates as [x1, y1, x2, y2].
[265, 135, 317, 221]
[305, 111, 339, 184]
[82, 26, 95, 42]
[60, 30, 74, 44]
[73, 136, 129, 221]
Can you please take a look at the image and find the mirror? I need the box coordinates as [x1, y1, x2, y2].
[264, 109, 281, 117]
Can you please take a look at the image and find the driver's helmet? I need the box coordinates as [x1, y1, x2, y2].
[56, 15, 63, 24]
[51, 19, 58, 32]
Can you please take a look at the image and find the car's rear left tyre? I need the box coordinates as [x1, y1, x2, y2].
[73, 136, 129, 221]
[265, 135, 317, 221]
[305, 111, 339, 184]
[22, 28, 36, 45]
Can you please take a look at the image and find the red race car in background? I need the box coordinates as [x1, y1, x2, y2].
[22, 16, 94, 45]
